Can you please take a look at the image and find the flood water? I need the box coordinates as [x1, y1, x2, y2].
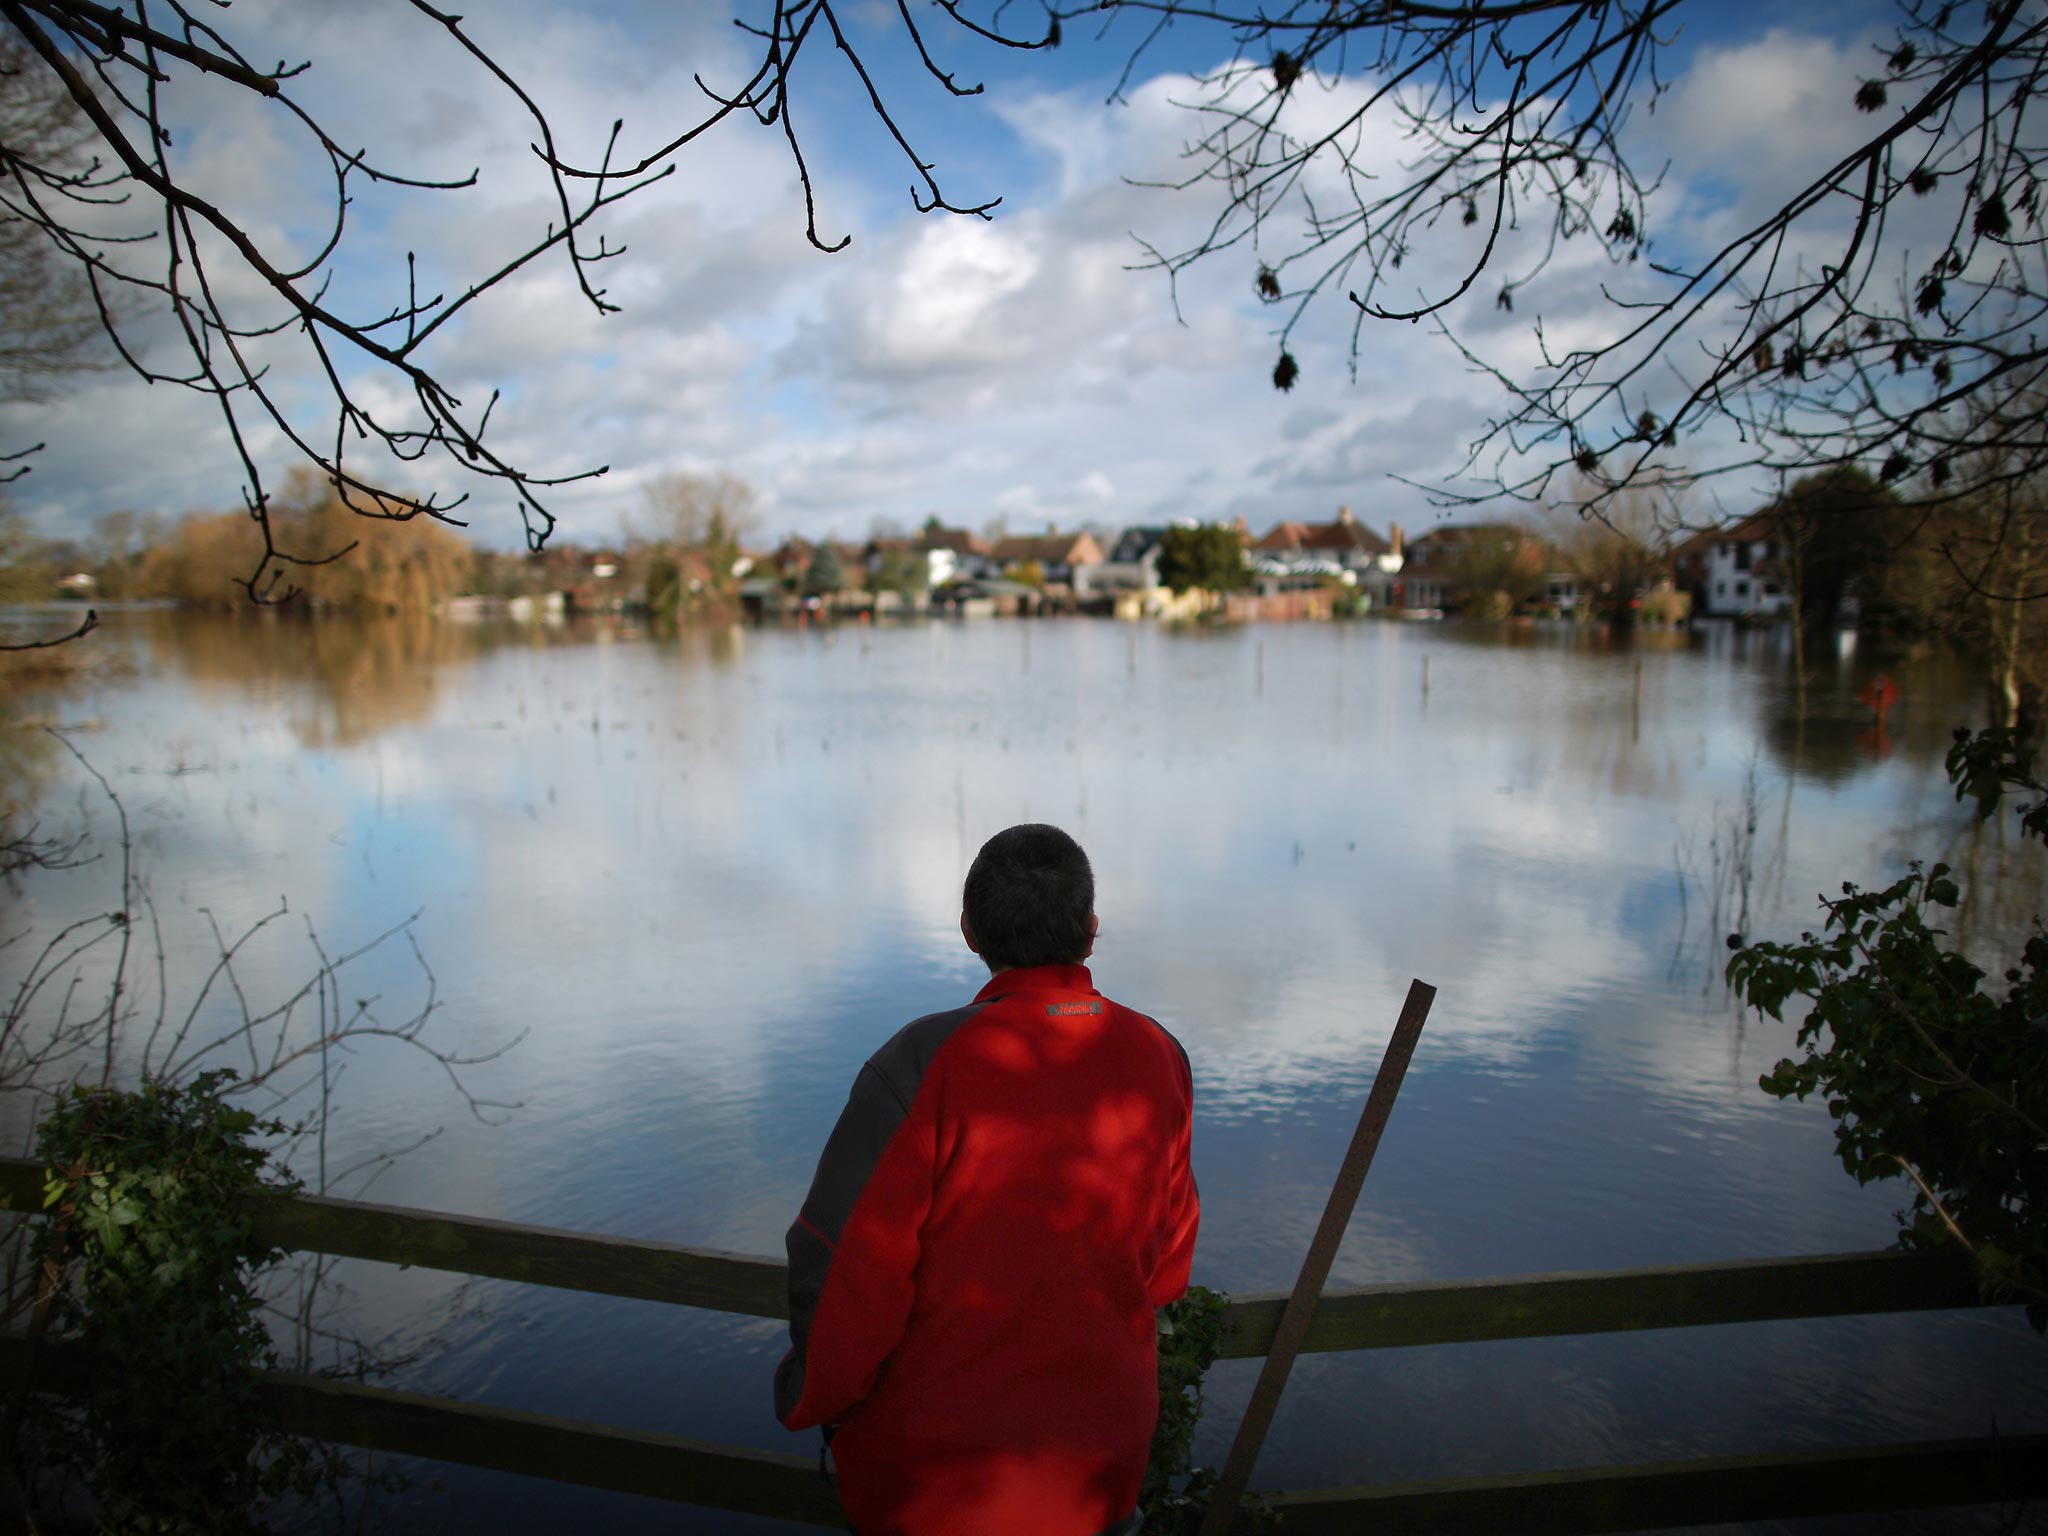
[2, 607, 2044, 1533]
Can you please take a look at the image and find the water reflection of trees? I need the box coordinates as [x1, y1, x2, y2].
[1938, 796, 2048, 969]
[0, 681, 64, 805]
[1422, 623, 1697, 800]
[1757, 639, 1989, 786]
[147, 611, 479, 749]
[1402, 620, 1985, 792]
[0, 712, 68, 874]
[1423, 618, 1694, 657]
[1660, 632, 2048, 994]
[1, 637, 123, 849]
[144, 610, 748, 750]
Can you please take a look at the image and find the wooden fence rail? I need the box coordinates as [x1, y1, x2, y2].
[1260, 1435, 2048, 1536]
[3, 1335, 2039, 1534]
[1, 1156, 2034, 1532]
[0, 1159, 1991, 1354]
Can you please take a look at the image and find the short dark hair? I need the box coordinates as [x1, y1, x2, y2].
[962, 824, 1094, 970]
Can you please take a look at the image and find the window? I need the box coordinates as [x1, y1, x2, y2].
[1764, 583, 1781, 597]
[1716, 581, 1726, 597]
[1734, 542, 1752, 571]
[1735, 580, 1750, 598]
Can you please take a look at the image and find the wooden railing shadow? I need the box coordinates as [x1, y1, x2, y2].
[0, 1157, 2040, 1532]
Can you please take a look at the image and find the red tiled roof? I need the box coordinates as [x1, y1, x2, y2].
[1408, 521, 1525, 547]
[1253, 521, 1312, 552]
[1255, 515, 1389, 555]
[1712, 510, 1781, 543]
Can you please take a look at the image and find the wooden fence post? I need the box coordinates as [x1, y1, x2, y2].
[1198, 977, 1434, 1536]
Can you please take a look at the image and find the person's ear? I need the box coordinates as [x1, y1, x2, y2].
[960, 911, 980, 956]
[1084, 912, 1099, 959]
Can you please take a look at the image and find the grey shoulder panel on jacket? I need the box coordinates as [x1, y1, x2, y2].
[1127, 1007, 1193, 1085]
[867, 999, 991, 1106]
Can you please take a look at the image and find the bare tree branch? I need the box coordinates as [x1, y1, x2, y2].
[0, 607, 94, 651]
[0, 0, 1056, 606]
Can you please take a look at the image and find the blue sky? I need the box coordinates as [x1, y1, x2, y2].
[1, 1, 1903, 553]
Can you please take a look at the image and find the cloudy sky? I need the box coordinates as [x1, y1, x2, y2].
[2, 0, 1892, 551]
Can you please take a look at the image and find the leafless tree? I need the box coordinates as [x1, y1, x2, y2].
[642, 470, 760, 554]
[1535, 476, 1677, 626]
[0, 732, 520, 1135]
[0, 2, 1052, 606]
[1861, 384, 2048, 723]
[0, 36, 111, 413]
[11, 2, 2048, 576]
[1039, 1, 2048, 527]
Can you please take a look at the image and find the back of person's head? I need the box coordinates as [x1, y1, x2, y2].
[962, 823, 1094, 971]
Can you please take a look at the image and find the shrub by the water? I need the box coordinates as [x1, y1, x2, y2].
[1728, 727, 2048, 1328]
[27, 1072, 343, 1531]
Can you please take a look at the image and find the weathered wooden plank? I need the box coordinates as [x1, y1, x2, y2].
[246, 1191, 790, 1319]
[1215, 1248, 1985, 1358]
[1257, 1433, 2048, 1535]
[0, 1158, 1994, 1348]
[9, 1333, 2038, 1533]
[0, 1156, 788, 1319]
[0, 1336, 843, 1528]
[258, 1374, 846, 1527]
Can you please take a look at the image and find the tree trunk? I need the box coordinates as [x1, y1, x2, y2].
[1983, 517, 2028, 731]
[1788, 543, 1808, 723]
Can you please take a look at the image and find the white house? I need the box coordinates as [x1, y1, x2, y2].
[914, 524, 998, 583]
[1083, 526, 1173, 595]
[1701, 512, 1793, 618]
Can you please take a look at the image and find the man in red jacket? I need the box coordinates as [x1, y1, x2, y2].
[775, 823, 1200, 1536]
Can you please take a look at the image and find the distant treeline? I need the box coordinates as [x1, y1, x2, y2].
[4, 474, 630, 613]
[2, 462, 2043, 727]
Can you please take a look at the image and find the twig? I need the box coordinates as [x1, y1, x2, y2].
[0, 611, 97, 653]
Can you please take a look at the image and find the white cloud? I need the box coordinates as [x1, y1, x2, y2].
[1649, 29, 1884, 228]
[6, 10, 1901, 550]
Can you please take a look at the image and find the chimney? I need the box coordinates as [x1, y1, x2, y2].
[1390, 521, 1404, 559]
[1337, 505, 1354, 525]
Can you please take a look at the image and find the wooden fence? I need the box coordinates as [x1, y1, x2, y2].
[1, 1157, 2041, 1531]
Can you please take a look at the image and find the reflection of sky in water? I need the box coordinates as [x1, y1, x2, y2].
[3, 611, 2043, 1533]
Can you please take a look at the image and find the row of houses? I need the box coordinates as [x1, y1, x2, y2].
[550, 505, 1802, 622]
[1240, 509, 1781, 620]
[812, 509, 1578, 616]
[754, 508, 1473, 612]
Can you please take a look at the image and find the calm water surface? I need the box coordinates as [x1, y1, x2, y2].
[2, 609, 2042, 1533]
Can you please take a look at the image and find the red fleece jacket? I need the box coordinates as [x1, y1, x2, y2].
[775, 964, 1199, 1536]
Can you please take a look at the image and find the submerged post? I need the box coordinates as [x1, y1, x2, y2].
[1197, 977, 1436, 1536]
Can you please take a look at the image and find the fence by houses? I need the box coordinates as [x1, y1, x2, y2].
[1222, 589, 1335, 624]
[0, 1157, 2040, 1531]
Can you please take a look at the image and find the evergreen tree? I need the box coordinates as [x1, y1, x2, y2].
[1156, 526, 1247, 597]
[804, 541, 845, 597]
